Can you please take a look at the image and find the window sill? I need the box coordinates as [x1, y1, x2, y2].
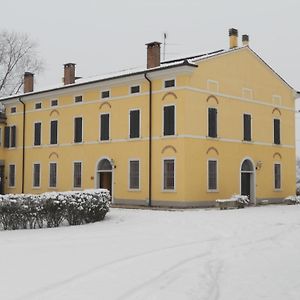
[161, 134, 177, 139]
[33, 187, 41, 189]
[207, 189, 219, 193]
[128, 188, 141, 192]
[274, 189, 282, 192]
[8, 186, 15, 189]
[162, 189, 176, 193]
[206, 136, 219, 140]
[242, 140, 253, 144]
[99, 139, 111, 143]
[33, 145, 42, 148]
[128, 137, 142, 141]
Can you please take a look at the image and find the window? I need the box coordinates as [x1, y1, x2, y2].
[50, 120, 58, 145]
[164, 79, 175, 88]
[274, 163, 281, 190]
[49, 162, 57, 188]
[0, 128, 2, 146]
[34, 122, 41, 146]
[10, 107, 16, 113]
[51, 99, 58, 107]
[4, 126, 16, 148]
[208, 160, 217, 191]
[274, 119, 280, 144]
[129, 160, 140, 190]
[208, 108, 217, 138]
[35, 102, 42, 109]
[130, 85, 140, 94]
[100, 114, 110, 141]
[163, 105, 175, 136]
[8, 164, 15, 187]
[101, 90, 110, 99]
[74, 95, 82, 103]
[243, 114, 251, 141]
[129, 109, 140, 138]
[73, 162, 82, 188]
[74, 117, 83, 143]
[33, 163, 41, 188]
[163, 159, 175, 190]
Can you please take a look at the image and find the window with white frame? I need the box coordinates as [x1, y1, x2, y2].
[50, 120, 58, 145]
[10, 107, 16, 113]
[73, 162, 82, 188]
[164, 79, 175, 88]
[49, 162, 57, 188]
[33, 163, 41, 188]
[34, 122, 42, 146]
[208, 107, 217, 138]
[51, 99, 58, 107]
[74, 95, 83, 103]
[74, 117, 83, 143]
[4, 126, 16, 148]
[130, 85, 140, 94]
[101, 90, 110, 99]
[163, 159, 175, 190]
[100, 114, 110, 141]
[8, 164, 15, 187]
[274, 163, 281, 190]
[208, 160, 217, 191]
[35, 102, 42, 109]
[243, 114, 251, 141]
[129, 109, 140, 138]
[129, 160, 140, 190]
[163, 105, 175, 136]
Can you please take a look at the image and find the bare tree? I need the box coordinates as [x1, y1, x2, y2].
[0, 30, 43, 97]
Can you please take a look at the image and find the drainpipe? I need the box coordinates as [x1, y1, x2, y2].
[18, 97, 25, 193]
[144, 73, 152, 207]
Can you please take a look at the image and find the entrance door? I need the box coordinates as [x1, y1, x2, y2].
[241, 172, 251, 198]
[99, 172, 112, 192]
[240, 159, 255, 203]
[96, 158, 113, 201]
[0, 166, 4, 195]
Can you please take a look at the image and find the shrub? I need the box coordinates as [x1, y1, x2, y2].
[284, 196, 300, 205]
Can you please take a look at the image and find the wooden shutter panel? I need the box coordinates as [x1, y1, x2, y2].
[208, 108, 217, 138]
[50, 121, 58, 144]
[130, 110, 140, 138]
[74, 118, 82, 143]
[101, 114, 109, 141]
[274, 119, 280, 144]
[243, 114, 251, 141]
[4, 126, 10, 148]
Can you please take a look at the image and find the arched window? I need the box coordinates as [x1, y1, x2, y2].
[97, 159, 112, 171]
[241, 159, 254, 172]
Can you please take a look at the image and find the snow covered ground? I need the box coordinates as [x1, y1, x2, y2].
[1, 205, 300, 300]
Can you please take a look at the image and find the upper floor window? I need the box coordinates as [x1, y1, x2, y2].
[51, 99, 58, 107]
[130, 85, 140, 94]
[35, 102, 42, 110]
[74, 117, 83, 143]
[50, 120, 58, 145]
[4, 126, 16, 148]
[208, 108, 217, 138]
[8, 164, 15, 187]
[163, 105, 175, 136]
[74, 95, 82, 103]
[129, 160, 140, 190]
[100, 114, 110, 141]
[164, 79, 175, 88]
[208, 160, 218, 191]
[274, 163, 281, 190]
[101, 90, 110, 99]
[10, 107, 16, 113]
[34, 122, 41, 146]
[243, 114, 251, 141]
[163, 159, 175, 190]
[129, 109, 140, 139]
[274, 119, 280, 145]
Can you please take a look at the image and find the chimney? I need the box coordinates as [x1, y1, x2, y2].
[24, 72, 34, 93]
[229, 28, 238, 49]
[242, 34, 249, 46]
[146, 42, 161, 69]
[63, 63, 76, 85]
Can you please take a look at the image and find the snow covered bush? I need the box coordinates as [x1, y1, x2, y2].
[231, 194, 250, 206]
[0, 189, 110, 230]
[284, 196, 300, 205]
[216, 194, 250, 209]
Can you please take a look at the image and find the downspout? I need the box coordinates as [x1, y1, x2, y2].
[144, 73, 152, 207]
[18, 97, 25, 193]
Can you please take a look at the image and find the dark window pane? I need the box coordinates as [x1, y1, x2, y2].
[274, 164, 281, 189]
[130, 160, 139, 189]
[208, 108, 217, 138]
[243, 114, 251, 141]
[49, 163, 57, 188]
[101, 90, 110, 98]
[34, 123, 41, 146]
[163, 106, 175, 136]
[208, 160, 217, 190]
[164, 159, 175, 190]
[130, 110, 140, 138]
[35, 103, 42, 109]
[4, 126, 10, 148]
[73, 162, 82, 188]
[33, 164, 40, 187]
[11, 126, 16, 148]
[100, 114, 110, 141]
[11, 107, 16, 113]
[50, 120, 58, 144]
[274, 119, 280, 144]
[75, 95, 82, 103]
[164, 79, 175, 88]
[74, 117, 82, 143]
[131, 86, 140, 94]
[9, 165, 15, 187]
[51, 99, 58, 106]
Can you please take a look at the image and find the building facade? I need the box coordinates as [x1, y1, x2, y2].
[0, 29, 298, 207]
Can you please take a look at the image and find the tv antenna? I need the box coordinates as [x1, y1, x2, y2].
[163, 32, 167, 61]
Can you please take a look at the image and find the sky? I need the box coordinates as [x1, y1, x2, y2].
[1, 0, 300, 152]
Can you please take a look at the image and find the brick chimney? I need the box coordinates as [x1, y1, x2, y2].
[146, 42, 161, 69]
[242, 34, 249, 46]
[229, 28, 238, 49]
[63, 63, 76, 85]
[24, 72, 34, 93]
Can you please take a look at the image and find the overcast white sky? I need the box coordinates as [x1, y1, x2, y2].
[1, 0, 300, 153]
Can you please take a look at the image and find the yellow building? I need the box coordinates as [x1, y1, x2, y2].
[0, 28, 299, 207]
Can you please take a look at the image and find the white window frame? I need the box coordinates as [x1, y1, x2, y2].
[33, 121, 42, 147]
[8, 164, 16, 188]
[49, 161, 57, 189]
[128, 108, 141, 139]
[0, 127, 2, 146]
[207, 159, 218, 192]
[163, 78, 176, 89]
[129, 85, 141, 94]
[51, 99, 59, 107]
[73, 161, 83, 189]
[99, 112, 111, 142]
[207, 107, 218, 138]
[32, 162, 41, 189]
[273, 117, 281, 145]
[74, 95, 83, 103]
[162, 157, 176, 192]
[128, 159, 141, 191]
[35, 102, 42, 110]
[207, 80, 219, 92]
[274, 162, 282, 191]
[101, 89, 111, 99]
[49, 119, 58, 145]
[242, 112, 252, 142]
[162, 104, 176, 137]
[73, 116, 84, 144]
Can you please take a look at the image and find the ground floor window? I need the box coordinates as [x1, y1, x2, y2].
[8, 164, 15, 187]
[129, 160, 140, 190]
[208, 160, 217, 191]
[274, 163, 281, 190]
[163, 159, 175, 190]
[73, 162, 82, 188]
[33, 163, 41, 188]
[49, 162, 57, 188]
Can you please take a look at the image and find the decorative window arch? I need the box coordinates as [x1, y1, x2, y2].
[206, 95, 219, 105]
[241, 159, 254, 172]
[49, 109, 60, 117]
[99, 102, 112, 110]
[97, 159, 112, 171]
[206, 147, 219, 156]
[161, 145, 177, 154]
[272, 108, 281, 116]
[162, 92, 178, 101]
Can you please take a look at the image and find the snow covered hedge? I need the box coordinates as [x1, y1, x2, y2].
[0, 189, 110, 230]
[284, 196, 300, 205]
[216, 194, 250, 209]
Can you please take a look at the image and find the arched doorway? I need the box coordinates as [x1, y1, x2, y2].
[96, 158, 113, 200]
[240, 159, 255, 204]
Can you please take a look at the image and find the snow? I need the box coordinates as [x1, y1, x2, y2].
[1, 205, 300, 299]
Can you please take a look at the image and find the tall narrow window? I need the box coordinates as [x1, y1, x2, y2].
[0, 128, 2, 146]
[4, 126, 10, 148]
[129, 160, 140, 189]
[274, 119, 280, 144]
[73, 162, 82, 188]
[49, 162, 57, 188]
[33, 163, 40, 188]
[50, 120, 58, 145]
[208, 160, 217, 191]
[74, 117, 83, 143]
[100, 114, 110, 141]
[274, 163, 281, 190]
[10, 126, 16, 147]
[129, 109, 140, 138]
[34, 122, 41, 146]
[208, 108, 217, 138]
[163, 159, 175, 190]
[4, 126, 16, 148]
[163, 105, 175, 136]
[8, 164, 15, 187]
[243, 114, 251, 141]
